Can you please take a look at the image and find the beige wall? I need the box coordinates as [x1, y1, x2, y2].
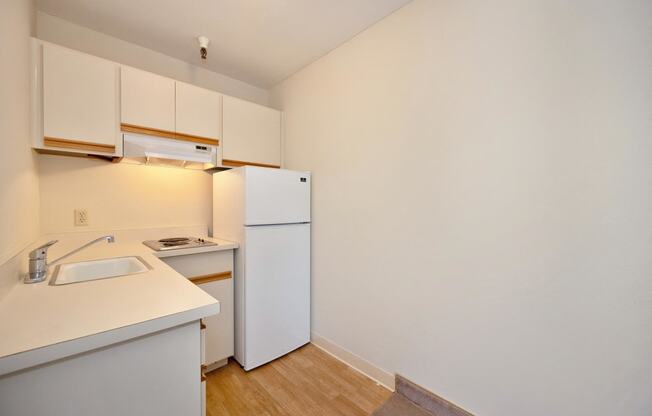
[38, 155, 212, 235]
[36, 12, 270, 106]
[271, 0, 652, 415]
[0, 0, 39, 296]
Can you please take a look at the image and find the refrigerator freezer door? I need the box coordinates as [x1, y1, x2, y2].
[241, 223, 310, 370]
[244, 167, 310, 225]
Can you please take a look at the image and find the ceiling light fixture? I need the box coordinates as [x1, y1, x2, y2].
[197, 36, 210, 60]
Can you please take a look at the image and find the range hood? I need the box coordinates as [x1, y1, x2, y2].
[122, 133, 220, 170]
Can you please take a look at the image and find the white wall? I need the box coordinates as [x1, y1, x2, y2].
[38, 155, 212, 235]
[0, 0, 39, 298]
[271, 1, 652, 415]
[36, 12, 270, 106]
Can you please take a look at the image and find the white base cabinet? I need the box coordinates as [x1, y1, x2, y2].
[0, 322, 203, 416]
[159, 250, 234, 370]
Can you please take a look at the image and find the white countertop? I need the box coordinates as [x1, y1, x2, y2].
[0, 235, 237, 376]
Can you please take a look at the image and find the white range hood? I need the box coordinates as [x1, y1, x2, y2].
[122, 133, 220, 170]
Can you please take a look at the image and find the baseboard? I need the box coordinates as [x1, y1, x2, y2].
[396, 375, 474, 416]
[310, 332, 395, 390]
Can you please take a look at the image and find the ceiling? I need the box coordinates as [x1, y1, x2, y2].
[36, 0, 412, 88]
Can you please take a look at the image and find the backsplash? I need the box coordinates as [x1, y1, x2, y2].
[38, 154, 212, 234]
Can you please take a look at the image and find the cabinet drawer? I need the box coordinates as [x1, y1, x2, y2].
[158, 250, 233, 277]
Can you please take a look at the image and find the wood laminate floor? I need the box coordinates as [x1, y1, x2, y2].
[206, 344, 392, 416]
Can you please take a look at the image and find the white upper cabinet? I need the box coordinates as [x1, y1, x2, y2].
[222, 95, 281, 167]
[121, 66, 175, 133]
[175, 82, 222, 141]
[33, 40, 282, 164]
[42, 43, 118, 153]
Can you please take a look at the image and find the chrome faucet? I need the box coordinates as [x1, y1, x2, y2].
[25, 240, 58, 284]
[25, 235, 115, 284]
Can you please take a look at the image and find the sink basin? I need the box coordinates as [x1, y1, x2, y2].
[50, 256, 152, 285]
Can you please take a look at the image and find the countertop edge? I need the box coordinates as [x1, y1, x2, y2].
[152, 241, 238, 258]
[0, 300, 219, 377]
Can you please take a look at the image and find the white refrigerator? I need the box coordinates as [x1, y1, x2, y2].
[213, 166, 311, 371]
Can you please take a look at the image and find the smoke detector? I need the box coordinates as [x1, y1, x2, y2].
[197, 36, 210, 60]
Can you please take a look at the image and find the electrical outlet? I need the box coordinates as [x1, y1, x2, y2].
[74, 209, 89, 226]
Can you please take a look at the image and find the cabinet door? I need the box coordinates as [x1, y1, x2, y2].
[121, 66, 175, 133]
[222, 95, 281, 168]
[42, 44, 118, 153]
[158, 251, 234, 367]
[199, 278, 234, 365]
[176, 82, 221, 141]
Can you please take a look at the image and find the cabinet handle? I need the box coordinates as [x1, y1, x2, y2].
[200, 319, 206, 330]
[201, 364, 208, 382]
[189, 271, 232, 285]
[222, 159, 281, 169]
[43, 136, 116, 154]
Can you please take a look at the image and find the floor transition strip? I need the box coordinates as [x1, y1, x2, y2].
[372, 374, 475, 416]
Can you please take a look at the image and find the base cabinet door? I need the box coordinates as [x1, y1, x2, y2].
[199, 278, 234, 367]
[159, 250, 234, 369]
[0, 322, 202, 416]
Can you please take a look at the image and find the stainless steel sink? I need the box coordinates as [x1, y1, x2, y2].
[50, 256, 152, 285]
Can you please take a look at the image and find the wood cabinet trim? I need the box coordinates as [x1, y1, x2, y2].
[120, 123, 177, 140]
[121, 123, 220, 146]
[43, 137, 115, 154]
[201, 364, 207, 382]
[222, 159, 280, 169]
[188, 271, 232, 285]
[35, 148, 121, 162]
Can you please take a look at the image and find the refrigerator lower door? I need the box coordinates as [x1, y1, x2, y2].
[240, 223, 310, 370]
